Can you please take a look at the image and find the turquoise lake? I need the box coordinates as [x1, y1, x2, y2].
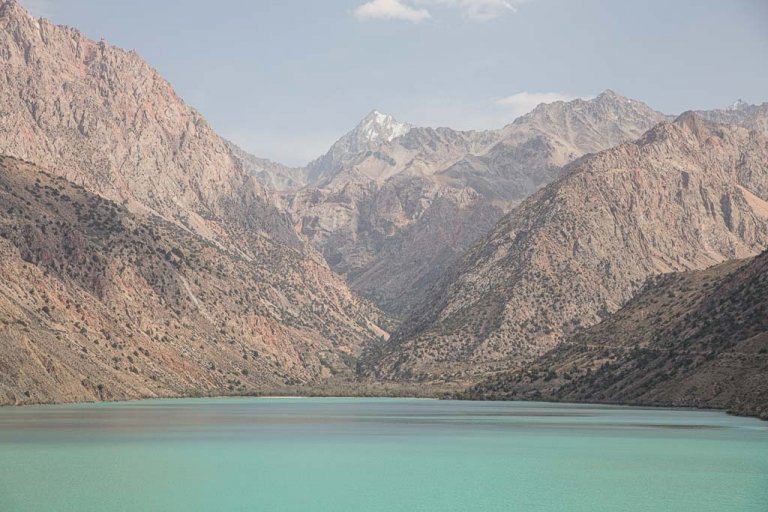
[0, 398, 766, 511]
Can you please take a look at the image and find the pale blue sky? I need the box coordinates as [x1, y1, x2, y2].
[21, 0, 768, 165]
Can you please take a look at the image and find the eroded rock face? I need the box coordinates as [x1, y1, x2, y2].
[286, 92, 667, 315]
[466, 250, 768, 420]
[0, 0, 390, 403]
[0, 0, 297, 252]
[0, 158, 388, 404]
[361, 113, 768, 383]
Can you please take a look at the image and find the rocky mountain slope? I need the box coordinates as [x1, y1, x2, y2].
[0, 156, 387, 404]
[0, 0, 296, 253]
[0, 0, 391, 404]
[466, 250, 768, 420]
[288, 93, 666, 314]
[360, 112, 768, 383]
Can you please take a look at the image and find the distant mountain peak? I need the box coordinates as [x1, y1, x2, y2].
[693, 99, 767, 136]
[305, 110, 412, 182]
[594, 89, 635, 105]
[364, 109, 389, 120]
[354, 110, 412, 145]
[520, 90, 644, 120]
[597, 89, 619, 98]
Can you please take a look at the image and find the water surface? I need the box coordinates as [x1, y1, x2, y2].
[1, 398, 766, 511]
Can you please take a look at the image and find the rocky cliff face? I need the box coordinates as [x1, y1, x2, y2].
[0, 157, 388, 404]
[288, 93, 666, 314]
[0, 0, 391, 404]
[466, 250, 768, 420]
[360, 113, 768, 382]
[0, 0, 298, 253]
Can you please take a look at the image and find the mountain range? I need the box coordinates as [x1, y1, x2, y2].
[257, 91, 667, 315]
[0, 0, 766, 417]
[359, 112, 768, 382]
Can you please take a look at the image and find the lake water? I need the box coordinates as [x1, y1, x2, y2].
[0, 398, 766, 512]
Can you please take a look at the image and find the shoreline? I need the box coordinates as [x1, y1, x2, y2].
[466, 396, 768, 423]
[2, 389, 765, 423]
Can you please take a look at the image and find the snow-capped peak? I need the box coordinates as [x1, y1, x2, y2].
[305, 110, 413, 182]
[355, 110, 412, 145]
[322, 110, 412, 158]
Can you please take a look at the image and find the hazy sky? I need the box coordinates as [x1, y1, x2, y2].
[20, 0, 768, 166]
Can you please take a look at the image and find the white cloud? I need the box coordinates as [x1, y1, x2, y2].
[354, 0, 526, 22]
[354, 0, 431, 23]
[496, 92, 591, 118]
[429, 0, 521, 21]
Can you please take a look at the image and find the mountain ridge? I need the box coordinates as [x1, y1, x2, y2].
[0, 0, 306, 253]
[359, 111, 768, 382]
[465, 250, 768, 420]
[285, 91, 667, 314]
[0, 0, 391, 404]
[2, 0, 767, 418]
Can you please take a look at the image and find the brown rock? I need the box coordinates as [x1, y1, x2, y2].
[466, 250, 768, 420]
[0, 157, 387, 404]
[361, 113, 768, 383]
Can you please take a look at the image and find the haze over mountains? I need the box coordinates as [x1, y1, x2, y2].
[0, 0, 766, 417]
[240, 91, 667, 314]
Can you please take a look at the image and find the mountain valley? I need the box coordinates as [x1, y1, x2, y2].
[0, 0, 766, 420]
[0, 0, 387, 404]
